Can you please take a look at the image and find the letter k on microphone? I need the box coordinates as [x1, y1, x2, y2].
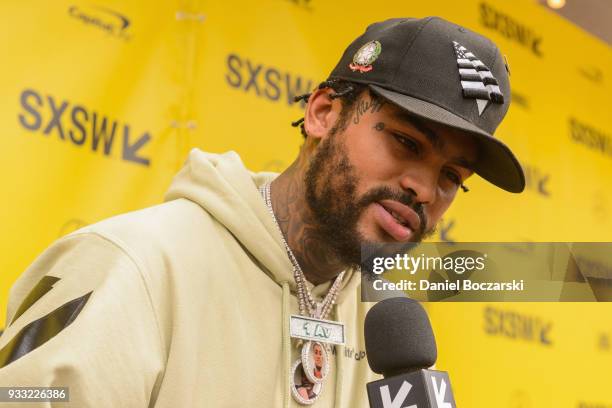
[431, 377, 452, 408]
[380, 381, 417, 408]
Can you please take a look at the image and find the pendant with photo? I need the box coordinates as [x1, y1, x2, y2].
[290, 359, 324, 405]
[301, 340, 330, 384]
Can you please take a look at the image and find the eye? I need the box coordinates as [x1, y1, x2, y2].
[444, 168, 462, 186]
[393, 133, 420, 155]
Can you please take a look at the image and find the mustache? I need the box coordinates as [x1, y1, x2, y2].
[356, 185, 427, 236]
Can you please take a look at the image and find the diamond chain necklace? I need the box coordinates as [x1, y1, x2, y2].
[259, 181, 355, 405]
[259, 182, 345, 319]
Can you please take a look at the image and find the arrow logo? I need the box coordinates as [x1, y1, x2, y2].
[122, 125, 151, 166]
[452, 41, 504, 116]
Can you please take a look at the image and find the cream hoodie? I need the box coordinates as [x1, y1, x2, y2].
[0, 149, 380, 407]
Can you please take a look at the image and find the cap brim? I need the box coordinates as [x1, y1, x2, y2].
[368, 84, 525, 193]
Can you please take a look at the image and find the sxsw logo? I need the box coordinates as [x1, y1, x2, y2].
[569, 117, 612, 160]
[367, 369, 456, 408]
[479, 2, 543, 57]
[225, 53, 314, 108]
[18, 88, 151, 166]
[484, 306, 553, 346]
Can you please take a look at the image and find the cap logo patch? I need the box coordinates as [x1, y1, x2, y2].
[452, 41, 504, 116]
[349, 40, 381, 73]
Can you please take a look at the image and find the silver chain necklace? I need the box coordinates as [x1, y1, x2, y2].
[259, 182, 345, 320]
[259, 181, 346, 405]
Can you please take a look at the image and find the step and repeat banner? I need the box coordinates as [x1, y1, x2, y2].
[0, 0, 610, 406]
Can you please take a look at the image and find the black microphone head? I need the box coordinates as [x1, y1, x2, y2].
[364, 297, 437, 377]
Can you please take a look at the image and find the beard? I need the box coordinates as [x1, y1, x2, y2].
[304, 128, 433, 271]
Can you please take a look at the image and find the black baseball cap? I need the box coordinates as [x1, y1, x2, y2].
[329, 17, 525, 193]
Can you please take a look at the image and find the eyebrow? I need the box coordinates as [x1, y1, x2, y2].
[391, 110, 476, 171]
[393, 110, 441, 148]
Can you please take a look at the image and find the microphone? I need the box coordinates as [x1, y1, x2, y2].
[364, 297, 457, 408]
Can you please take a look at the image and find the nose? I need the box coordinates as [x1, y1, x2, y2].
[399, 167, 438, 205]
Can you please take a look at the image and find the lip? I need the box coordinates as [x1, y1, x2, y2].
[372, 202, 414, 242]
[378, 199, 422, 233]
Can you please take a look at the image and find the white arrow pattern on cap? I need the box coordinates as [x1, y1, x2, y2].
[453, 41, 504, 116]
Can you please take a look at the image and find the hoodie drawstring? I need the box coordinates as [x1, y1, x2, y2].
[281, 281, 290, 408]
[334, 304, 344, 408]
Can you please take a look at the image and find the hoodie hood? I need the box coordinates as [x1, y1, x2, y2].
[164, 149, 357, 302]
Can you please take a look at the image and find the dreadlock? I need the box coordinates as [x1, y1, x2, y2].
[291, 79, 374, 138]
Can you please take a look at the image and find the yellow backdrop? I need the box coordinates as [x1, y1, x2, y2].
[1, 0, 610, 406]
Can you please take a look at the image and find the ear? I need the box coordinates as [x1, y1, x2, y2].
[303, 88, 342, 141]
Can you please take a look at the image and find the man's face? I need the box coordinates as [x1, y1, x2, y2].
[305, 90, 477, 267]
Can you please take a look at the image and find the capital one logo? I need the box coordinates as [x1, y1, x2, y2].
[379, 377, 452, 408]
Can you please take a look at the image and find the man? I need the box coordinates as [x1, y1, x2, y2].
[0, 16, 523, 407]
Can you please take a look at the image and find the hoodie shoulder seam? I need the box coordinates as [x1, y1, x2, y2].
[66, 231, 167, 367]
